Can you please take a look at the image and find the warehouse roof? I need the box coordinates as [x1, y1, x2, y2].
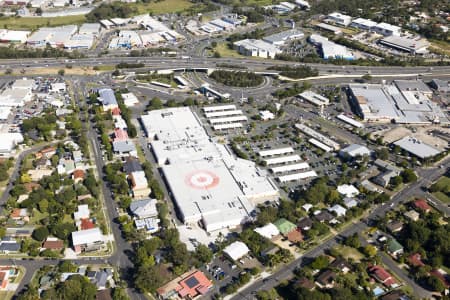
[394, 136, 441, 159]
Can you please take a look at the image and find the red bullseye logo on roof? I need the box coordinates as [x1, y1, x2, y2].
[185, 170, 220, 189]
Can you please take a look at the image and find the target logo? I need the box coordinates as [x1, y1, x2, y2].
[185, 170, 220, 189]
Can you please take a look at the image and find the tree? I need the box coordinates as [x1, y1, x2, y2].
[401, 169, 417, 183]
[54, 275, 97, 300]
[32, 226, 49, 242]
[148, 97, 162, 110]
[194, 244, 213, 265]
[361, 74, 372, 82]
[363, 245, 377, 257]
[58, 69, 65, 76]
[112, 288, 130, 300]
[344, 233, 361, 248]
[426, 275, 445, 293]
[58, 261, 77, 273]
[135, 265, 169, 293]
[311, 255, 329, 270]
[256, 288, 279, 300]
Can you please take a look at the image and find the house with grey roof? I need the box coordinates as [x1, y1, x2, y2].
[129, 198, 158, 219]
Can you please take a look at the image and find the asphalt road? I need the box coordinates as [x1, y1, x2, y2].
[232, 160, 450, 300]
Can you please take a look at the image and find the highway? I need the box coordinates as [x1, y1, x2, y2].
[1, 56, 450, 76]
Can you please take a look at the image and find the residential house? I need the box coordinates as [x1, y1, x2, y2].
[113, 140, 137, 157]
[92, 268, 113, 290]
[386, 220, 404, 233]
[223, 241, 250, 261]
[157, 269, 213, 300]
[122, 156, 142, 173]
[337, 184, 360, 197]
[387, 239, 404, 257]
[72, 169, 85, 184]
[314, 211, 335, 223]
[412, 199, 431, 213]
[98, 88, 119, 111]
[408, 253, 425, 267]
[35, 146, 56, 159]
[254, 223, 280, 240]
[0, 237, 20, 254]
[274, 218, 297, 235]
[71, 227, 105, 254]
[72, 150, 83, 163]
[373, 159, 401, 187]
[328, 204, 347, 217]
[380, 291, 410, 300]
[315, 270, 337, 288]
[302, 203, 313, 212]
[429, 270, 450, 289]
[5, 226, 34, 238]
[287, 229, 303, 243]
[129, 198, 158, 219]
[128, 171, 151, 198]
[329, 257, 352, 274]
[297, 217, 313, 231]
[343, 197, 358, 208]
[10, 208, 29, 222]
[404, 210, 420, 222]
[368, 265, 397, 288]
[295, 277, 315, 291]
[113, 128, 129, 142]
[42, 237, 64, 251]
[96, 289, 113, 300]
[57, 158, 75, 175]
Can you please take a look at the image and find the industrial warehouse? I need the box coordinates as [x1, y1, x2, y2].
[348, 80, 448, 124]
[141, 107, 279, 232]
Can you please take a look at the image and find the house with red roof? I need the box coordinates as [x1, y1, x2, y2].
[368, 265, 397, 288]
[114, 128, 129, 142]
[157, 269, 213, 299]
[413, 199, 431, 213]
[430, 270, 450, 288]
[10, 208, 29, 222]
[111, 107, 121, 117]
[72, 169, 86, 184]
[408, 253, 425, 267]
[42, 238, 64, 251]
[80, 218, 96, 230]
[35, 146, 56, 159]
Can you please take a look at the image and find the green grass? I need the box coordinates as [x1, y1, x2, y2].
[0, 0, 192, 30]
[215, 42, 246, 58]
[433, 191, 450, 204]
[134, 0, 193, 14]
[29, 209, 48, 225]
[0, 15, 86, 30]
[334, 245, 364, 262]
[431, 176, 450, 204]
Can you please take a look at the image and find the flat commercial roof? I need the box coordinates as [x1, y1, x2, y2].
[205, 110, 243, 118]
[298, 90, 330, 106]
[296, 123, 340, 150]
[270, 162, 310, 174]
[265, 155, 301, 165]
[213, 123, 243, 130]
[209, 115, 248, 124]
[141, 107, 278, 232]
[380, 35, 429, 53]
[262, 28, 304, 44]
[277, 170, 317, 183]
[394, 136, 441, 159]
[308, 138, 333, 152]
[337, 114, 364, 128]
[259, 147, 294, 157]
[202, 105, 236, 112]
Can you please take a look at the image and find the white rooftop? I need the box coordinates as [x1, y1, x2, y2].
[223, 241, 250, 261]
[394, 136, 441, 159]
[71, 227, 103, 246]
[254, 223, 280, 239]
[337, 184, 359, 197]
